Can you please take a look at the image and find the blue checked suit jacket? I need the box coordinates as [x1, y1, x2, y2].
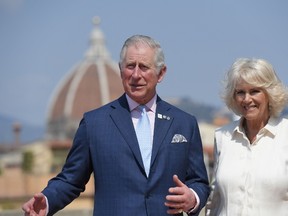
[42, 94, 210, 216]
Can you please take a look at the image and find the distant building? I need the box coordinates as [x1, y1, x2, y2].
[46, 17, 123, 141]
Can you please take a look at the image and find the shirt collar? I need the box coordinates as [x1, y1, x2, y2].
[233, 116, 278, 137]
[125, 94, 157, 113]
[264, 117, 280, 136]
[233, 117, 244, 133]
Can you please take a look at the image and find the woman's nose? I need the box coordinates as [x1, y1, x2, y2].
[243, 93, 252, 102]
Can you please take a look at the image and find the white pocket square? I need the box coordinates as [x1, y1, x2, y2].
[171, 134, 187, 143]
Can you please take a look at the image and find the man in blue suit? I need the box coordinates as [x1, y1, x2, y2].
[22, 35, 209, 215]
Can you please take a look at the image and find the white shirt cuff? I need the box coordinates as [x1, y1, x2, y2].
[44, 195, 49, 216]
[187, 188, 200, 214]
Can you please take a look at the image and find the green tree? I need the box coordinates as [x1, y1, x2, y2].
[22, 151, 34, 173]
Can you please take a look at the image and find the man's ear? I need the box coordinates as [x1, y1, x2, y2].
[119, 63, 123, 78]
[157, 65, 167, 83]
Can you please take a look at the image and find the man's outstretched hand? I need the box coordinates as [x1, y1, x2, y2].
[22, 193, 47, 216]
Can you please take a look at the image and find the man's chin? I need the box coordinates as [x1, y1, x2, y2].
[129, 94, 147, 104]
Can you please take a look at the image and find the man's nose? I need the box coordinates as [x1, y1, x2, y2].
[132, 66, 141, 77]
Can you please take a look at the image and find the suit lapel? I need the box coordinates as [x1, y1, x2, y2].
[109, 95, 145, 171]
[109, 95, 174, 176]
[150, 98, 173, 167]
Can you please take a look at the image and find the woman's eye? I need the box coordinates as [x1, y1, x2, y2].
[250, 89, 261, 95]
[235, 90, 245, 95]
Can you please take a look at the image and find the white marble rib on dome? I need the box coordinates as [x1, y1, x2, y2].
[46, 17, 123, 140]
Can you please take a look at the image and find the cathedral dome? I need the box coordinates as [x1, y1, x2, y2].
[46, 17, 123, 140]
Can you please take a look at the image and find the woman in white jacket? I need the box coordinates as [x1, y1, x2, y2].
[206, 58, 288, 216]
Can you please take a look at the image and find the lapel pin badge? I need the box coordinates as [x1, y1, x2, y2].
[157, 113, 170, 120]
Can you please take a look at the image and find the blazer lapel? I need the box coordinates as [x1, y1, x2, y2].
[150, 97, 173, 167]
[109, 94, 145, 171]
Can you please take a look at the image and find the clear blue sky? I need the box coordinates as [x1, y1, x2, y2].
[0, 0, 288, 126]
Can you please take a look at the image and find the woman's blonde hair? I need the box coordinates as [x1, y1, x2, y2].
[222, 58, 288, 117]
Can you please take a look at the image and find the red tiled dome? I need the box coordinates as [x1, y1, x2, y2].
[46, 18, 123, 140]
